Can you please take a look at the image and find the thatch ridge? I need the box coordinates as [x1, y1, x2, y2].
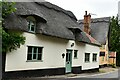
[35, 2, 77, 20]
[4, 2, 101, 46]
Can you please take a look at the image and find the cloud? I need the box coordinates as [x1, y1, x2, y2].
[45, 0, 119, 19]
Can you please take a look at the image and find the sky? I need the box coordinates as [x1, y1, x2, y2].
[46, 0, 120, 20]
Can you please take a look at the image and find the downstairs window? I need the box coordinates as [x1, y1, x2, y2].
[27, 46, 43, 61]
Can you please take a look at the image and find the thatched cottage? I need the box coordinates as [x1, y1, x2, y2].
[78, 11, 111, 67]
[3, 2, 101, 79]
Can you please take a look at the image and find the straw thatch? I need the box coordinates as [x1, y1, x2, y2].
[78, 17, 110, 45]
[4, 2, 101, 46]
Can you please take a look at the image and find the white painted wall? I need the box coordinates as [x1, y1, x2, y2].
[6, 32, 68, 71]
[5, 32, 100, 72]
[82, 44, 100, 70]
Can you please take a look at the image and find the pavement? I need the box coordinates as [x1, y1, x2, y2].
[9, 67, 120, 80]
[40, 67, 119, 79]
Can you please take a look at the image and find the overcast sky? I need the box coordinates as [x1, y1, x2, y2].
[46, 0, 120, 20]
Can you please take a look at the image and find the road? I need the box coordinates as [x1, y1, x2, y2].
[42, 69, 120, 80]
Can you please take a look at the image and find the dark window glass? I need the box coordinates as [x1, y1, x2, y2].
[28, 46, 32, 53]
[93, 54, 97, 62]
[69, 53, 71, 61]
[66, 53, 69, 62]
[74, 50, 78, 58]
[38, 47, 42, 53]
[33, 54, 36, 59]
[31, 25, 35, 31]
[100, 52, 105, 56]
[34, 47, 37, 53]
[85, 53, 90, 62]
[27, 21, 30, 30]
[38, 54, 42, 60]
[27, 54, 32, 60]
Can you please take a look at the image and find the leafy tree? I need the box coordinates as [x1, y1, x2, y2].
[1, 1, 25, 53]
[2, 1, 16, 18]
[109, 16, 120, 66]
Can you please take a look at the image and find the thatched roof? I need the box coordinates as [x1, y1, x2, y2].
[4, 2, 101, 46]
[78, 17, 110, 45]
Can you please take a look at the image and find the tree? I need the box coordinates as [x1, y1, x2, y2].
[1, 1, 25, 53]
[109, 16, 120, 66]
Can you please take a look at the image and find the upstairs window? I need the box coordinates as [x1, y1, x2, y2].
[100, 52, 105, 56]
[27, 16, 36, 33]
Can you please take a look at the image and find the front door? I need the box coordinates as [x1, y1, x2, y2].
[66, 49, 72, 73]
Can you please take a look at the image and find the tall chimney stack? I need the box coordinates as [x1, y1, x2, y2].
[84, 11, 91, 34]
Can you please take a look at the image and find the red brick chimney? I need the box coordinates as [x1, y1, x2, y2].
[84, 11, 91, 34]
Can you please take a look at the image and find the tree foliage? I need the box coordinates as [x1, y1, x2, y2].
[109, 16, 120, 66]
[2, 1, 16, 18]
[1, 1, 25, 53]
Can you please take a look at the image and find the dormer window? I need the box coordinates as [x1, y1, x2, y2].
[27, 16, 36, 33]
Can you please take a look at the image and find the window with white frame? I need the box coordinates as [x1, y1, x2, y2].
[27, 16, 36, 33]
[27, 46, 43, 61]
[85, 53, 90, 62]
[93, 53, 97, 62]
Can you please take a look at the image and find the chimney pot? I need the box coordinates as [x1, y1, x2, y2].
[85, 11, 87, 15]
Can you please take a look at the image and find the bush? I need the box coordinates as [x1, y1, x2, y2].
[111, 64, 116, 68]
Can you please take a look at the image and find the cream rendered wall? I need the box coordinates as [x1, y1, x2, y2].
[72, 42, 85, 67]
[82, 44, 100, 70]
[5, 32, 100, 72]
[67, 41, 100, 70]
[5, 32, 69, 71]
[99, 37, 109, 65]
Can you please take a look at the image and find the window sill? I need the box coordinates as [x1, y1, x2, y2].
[26, 60, 43, 62]
[93, 61, 97, 62]
[74, 57, 78, 59]
[85, 61, 90, 63]
[28, 31, 36, 34]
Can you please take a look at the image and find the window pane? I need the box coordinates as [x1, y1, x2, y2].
[31, 26, 35, 31]
[93, 54, 97, 61]
[66, 53, 69, 61]
[85, 53, 90, 62]
[74, 50, 78, 58]
[28, 46, 32, 54]
[38, 54, 42, 60]
[34, 47, 37, 53]
[38, 47, 42, 53]
[27, 21, 30, 30]
[27, 54, 32, 60]
[100, 52, 105, 56]
[33, 54, 37, 59]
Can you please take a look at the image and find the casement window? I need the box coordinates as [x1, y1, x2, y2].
[85, 53, 90, 62]
[27, 16, 36, 33]
[27, 46, 43, 61]
[102, 56, 104, 61]
[93, 53, 97, 62]
[106, 54, 108, 61]
[100, 52, 105, 56]
[74, 50, 78, 59]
